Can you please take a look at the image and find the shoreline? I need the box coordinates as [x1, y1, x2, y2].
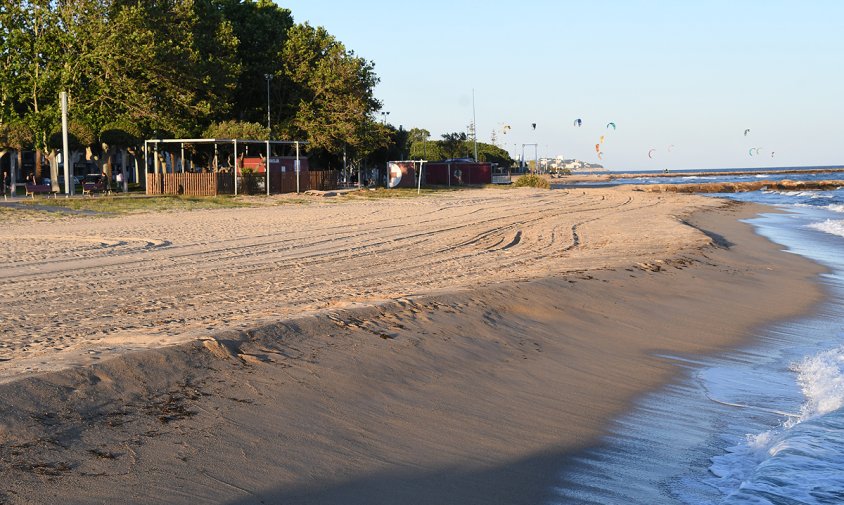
[556, 166, 844, 184]
[0, 196, 827, 504]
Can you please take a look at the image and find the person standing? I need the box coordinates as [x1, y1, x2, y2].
[2, 171, 8, 198]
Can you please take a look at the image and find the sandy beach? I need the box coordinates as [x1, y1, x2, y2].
[0, 187, 825, 504]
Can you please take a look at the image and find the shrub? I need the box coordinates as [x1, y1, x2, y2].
[513, 174, 550, 189]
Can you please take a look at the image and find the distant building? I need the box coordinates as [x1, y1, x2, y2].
[541, 157, 605, 172]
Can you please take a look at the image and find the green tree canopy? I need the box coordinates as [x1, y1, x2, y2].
[283, 22, 386, 162]
[2, 2, 384, 170]
[203, 120, 269, 140]
[212, 0, 292, 126]
[440, 132, 468, 159]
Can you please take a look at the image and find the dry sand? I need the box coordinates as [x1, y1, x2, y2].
[0, 187, 825, 504]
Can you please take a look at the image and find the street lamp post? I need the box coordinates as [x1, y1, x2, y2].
[264, 74, 273, 196]
[381, 111, 390, 124]
[264, 74, 273, 134]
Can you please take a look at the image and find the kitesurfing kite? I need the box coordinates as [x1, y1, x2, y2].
[573, 118, 582, 127]
[648, 148, 656, 159]
[531, 123, 536, 130]
[598, 152, 603, 160]
[501, 124, 511, 134]
[607, 122, 616, 130]
[744, 129, 751, 136]
[599, 135, 605, 144]
[667, 144, 675, 152]
[595, 143, 600, 153]
[771, 151, 775, 158]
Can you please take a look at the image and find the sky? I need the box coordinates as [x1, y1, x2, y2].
[278, 1, 844, 171]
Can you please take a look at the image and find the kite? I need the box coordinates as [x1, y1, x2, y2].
[607, 122, 616, 130]
[648, 148, 656, 159]
[599, 135, 605, 144]
[744, 129, 751, 136]
[595, 143, 601, 153]
[531, 123, 536, 130]
[598, 151, 603, 160]
[573, 118, 582, 127]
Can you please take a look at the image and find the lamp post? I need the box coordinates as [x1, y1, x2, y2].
[264, 74, 273, 196]
[264, 74, 273, 134]
[381, 111, 390, 124]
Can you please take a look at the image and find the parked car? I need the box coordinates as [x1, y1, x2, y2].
[42, 176, 83, 187]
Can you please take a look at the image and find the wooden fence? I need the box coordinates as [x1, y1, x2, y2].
[147, 173, 233, 196]
[310, 170, 339, 191]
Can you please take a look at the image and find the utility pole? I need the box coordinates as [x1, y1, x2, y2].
[472, 89, 478, 161]
[61, 91, 71, 195]
[265, 74, 273, 196]
[264, 74, 273, 135]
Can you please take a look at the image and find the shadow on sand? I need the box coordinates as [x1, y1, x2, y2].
[222, 449, 588, 505]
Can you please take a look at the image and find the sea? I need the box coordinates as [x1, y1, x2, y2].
[551, 168, 844, 504]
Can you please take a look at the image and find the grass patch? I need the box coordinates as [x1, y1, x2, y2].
[0, 205, 63, 220]
[345, 187, 460, 199]
[13, 195, 256, 215]
[513, 174, 551, 189]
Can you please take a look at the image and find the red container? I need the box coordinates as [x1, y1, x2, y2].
[424, 162, 492, 185]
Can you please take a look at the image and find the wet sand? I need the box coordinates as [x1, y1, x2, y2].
[0, 187, 825, 504]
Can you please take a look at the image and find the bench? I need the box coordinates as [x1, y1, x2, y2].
[25, 184, 56, 198]
[82, 181, 107, 196]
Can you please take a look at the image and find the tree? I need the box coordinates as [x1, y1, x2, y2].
[407, 128, 430, 145]
[42, 120, 96, 191]
[440, 132, 468, 159]
[409, 140, 443, 161]
[282, 22, 385, 166]
[99, 119, 142, 183]
[52, 0, 240, 138]
[2, 120, 34, 187]
[2, 1, 386, 174]
[211, 0, 293, 126]
[8, 1, 65, 180]
[203, 120, 269, 140]
[0, 3, 29, 124]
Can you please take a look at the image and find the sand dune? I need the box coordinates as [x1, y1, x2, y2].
[0, 187, 825, 504]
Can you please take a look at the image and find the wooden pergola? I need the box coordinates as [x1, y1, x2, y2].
[144, 138, 307, 196]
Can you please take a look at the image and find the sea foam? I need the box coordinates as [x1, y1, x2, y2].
[708, 346, 844, 503]
[808, 219, 844, 238]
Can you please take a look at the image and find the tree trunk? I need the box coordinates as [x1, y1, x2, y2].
[35, 149, 42, 180]
[16, 149, 23, 184]
[121, 148, 128, 193]
[102, 143, 113, 181]
[48, 150, 60, 192]
[10, 152, 17, 195]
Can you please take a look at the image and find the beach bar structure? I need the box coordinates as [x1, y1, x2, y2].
[143, 138, 339, 196]
[424, 161, 492, 186]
